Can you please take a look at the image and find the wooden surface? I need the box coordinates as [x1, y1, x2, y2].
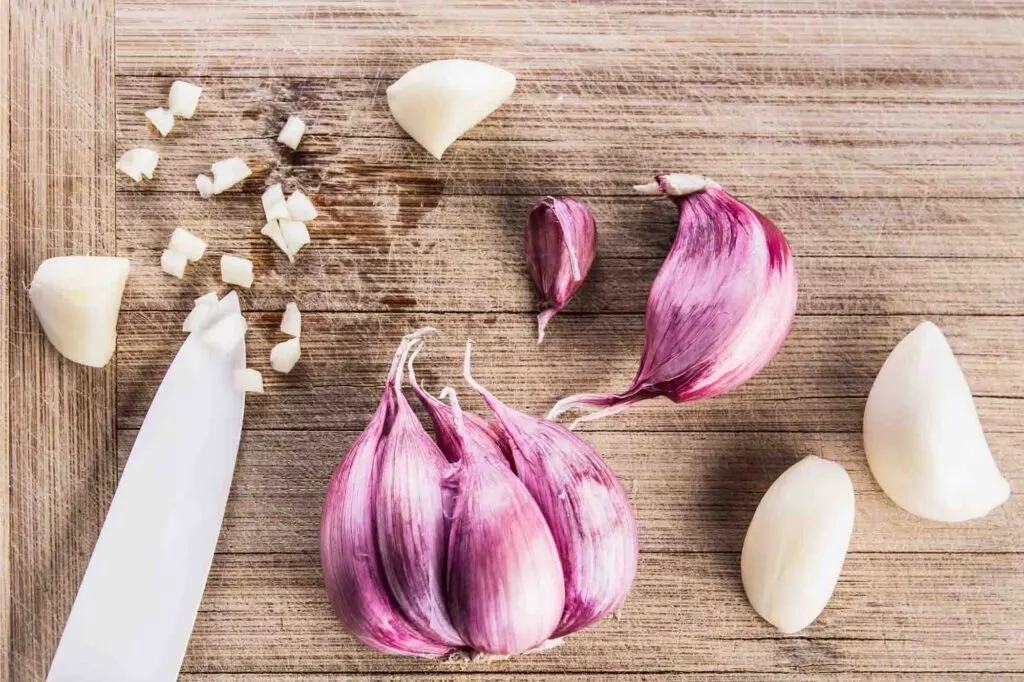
[5, 0, 1024, 679]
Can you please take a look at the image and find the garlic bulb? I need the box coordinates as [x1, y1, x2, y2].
[864, 321, 1010, 522]
[29, 256, 130, 368]
[741, 456, 854, 634]
[386, 59, 516, 159]
[524, 197, 597, 343]
[550, 174, 797, 426]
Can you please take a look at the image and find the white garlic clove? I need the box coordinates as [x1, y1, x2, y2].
[145, 107, 175, 136]
[386, 59, 516, 160]
[260, 221, 295, 263]
[280, 302, 301, 337]
[160, 249, 188, 279]
[195, 174, 214, 198]
[286, 190, 318, 221]
[277, 115, 306, 150]
[220, 254, 254, 288]
[261, 183, 290, 221]
[270, 338, 301, 373]
[280, 219, 310, 255]
[116, 148, 159, 182]
[210, 157, 252, 194]
[29, 256, 131, 368]
[168, 227, 207, 262]
[182, 301, 215, 333]
[202, 312, 248, 355]
[168, 80, 203, 118]
[741, 456, 854, 634]
[234, 368, 264, 394]
[864, 321, 1010, 522]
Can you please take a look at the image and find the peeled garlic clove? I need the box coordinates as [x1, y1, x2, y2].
[261, 183, 290, 222]
[29, 256, 130, 368]
[741, 456, 854, 634]
[386, 59, 516, 160]
[524, 196, 597, 343]
[168, 80, 202, 118]
[864, 321, 1010, 522]
[210, 157, 252, 194]
[168, 227, 207, 262]
[286, 190, 318, 222]
[234, 368, 264, 394]
[220, 254, 254, 288]
[261, 221, 295, 263]
[277, 115, 306, 150]
[160, 249, 188, 279]
[116, 148, 159, 182]
[145, 107, 175, 136]
[195, 174, 214, 198]
[280, 219, 310, 255]
[270, 338, 301, 374]
[280, 302, 301, 337]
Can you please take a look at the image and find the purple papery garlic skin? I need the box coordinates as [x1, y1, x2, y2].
[524, 196, 597, 343]
[320, 330, 455, 658]
[441, 387, 566, 655]
[549, 174, 798, 426]
[464, 342, 639, 637]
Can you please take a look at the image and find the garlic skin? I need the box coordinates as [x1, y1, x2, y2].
[464, 342, 638, 636]
[524, 197, 597, 343]
[442, 387, 565, 655]
[741, 456, 854, 634]
[864, 321, 1010, 522]
[550, 174, 797, 426]
[386, 59, 516, 160]
[29, 256, 130, 368]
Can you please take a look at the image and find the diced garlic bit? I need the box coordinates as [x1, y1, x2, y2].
[160, 249, 188, 279]
[220, 254, 255, 288]
[202, 312, 248, 355]
[261, 183, 290, 221]
[280, 302, 301, 337]
[168, 80, 203, 118]
[168, 227, 207, 262]
[116, 148, 160, 182]
[195, 174, 215, 198]
[260, 221, 295, 263]
[280, 220, 310, 255]
[145, 107, 175, 136]
[277, 115, 306, 150]
[270, 337, 301, 374]
[286, 190, 318, 221]
[210, 157, 253, 194]
[234, 368, 265, 394]
[183, 292, 220, 332]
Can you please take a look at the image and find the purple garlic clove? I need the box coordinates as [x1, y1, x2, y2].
[524, 196, 597, 343]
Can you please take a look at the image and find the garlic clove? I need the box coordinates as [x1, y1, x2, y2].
[260, 221, 295, 263]
[270, 338, 301, 374]
[220, 254, 254, 288]
[160, 249, 188, 279]
[280, 302, 301, 337]
[261, 183, 290, 221]
[194, 291, 219, 307]
[386, 59, 516, 160]
[168, 80, 202, 118]
[277, 115, 306, 150]
[168, 227, 207, 262]
[864, 321, 1010, 522]
[29, 256, 130, 368]
[234, 368, 264, 394]
[210, 157, 252, 194]
[144, 107, 175, 136]
[182, 301, 216, 333]
[202, 312, 247, 355]
[280, 219, 310, 255]
[741, 456, 854, 634]
[195, 174, 214, 198]
[116, 148, 159, 182]
[286, 190, 318, 222]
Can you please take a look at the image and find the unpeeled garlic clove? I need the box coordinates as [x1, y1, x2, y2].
[741, 456, 854, 634]
[864, 321, 1010, 522]
[386, 59, 516, 160]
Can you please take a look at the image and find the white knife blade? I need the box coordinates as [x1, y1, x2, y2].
[48, 292, 247, 682]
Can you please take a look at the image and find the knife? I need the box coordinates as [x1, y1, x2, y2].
[48, 292, 247, 682]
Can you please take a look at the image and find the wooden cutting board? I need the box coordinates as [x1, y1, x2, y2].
[4, 1, 1023, 679]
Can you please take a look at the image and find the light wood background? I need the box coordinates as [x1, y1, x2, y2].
[5, 0, 1024, 679]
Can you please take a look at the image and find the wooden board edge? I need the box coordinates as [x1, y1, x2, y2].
[1, 0, 11, 677]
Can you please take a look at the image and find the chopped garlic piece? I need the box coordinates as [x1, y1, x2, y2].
[168, 227, 207, 262]
[286, 190, 318, 221]
[202, 312, 247, 355]
[261, 221, 295, 263]
[168, 80, 203, 118]
[261, 183, 289, 221]
[195, 174, 214, 198]
[211, 157, 252, 194]
[280, 220, 310, 255]
[270, 337, 301, 373]
[220, 254, 254, 288]
[116, 148, 159, 182]
[281, 302, 301, 337]
[277, 115, 306, 150]
[145, 107, 175, 136]
[182, 302, 214, 332]
[160, 249, 188, 279]
[194, 291, 219, 307]
[234, 368, 265, 394]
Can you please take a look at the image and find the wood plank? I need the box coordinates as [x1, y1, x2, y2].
[0, 0, 11, 675]
[7, 1, 117, 680]
[178, 553, 1024, 674]
[180, 676, 1021, 681]
[115, 2, 1024, 87]
[116, 429, 1023, 556]
[116, 312, 1024, 433]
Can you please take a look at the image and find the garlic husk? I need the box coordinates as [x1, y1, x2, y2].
[320, 332, 453, 658]
[524, 196, 597, 343]
[442, 387, 565, 655]
[168, 80, 202, 118]
[29, 256, 130, 368]
[464, 342, 638, 636]
[386, 59, 516, 160]
[116, 148, 159, 182]
[864, 321, 1010, 522]
[280, 302, 301, 337]
[741, 456, 854, 634]
[550, 174, 798, 426]
[160, 249, 188, 279]
[270, 338, 301, 374]
[168, 227, 207, 262]
[277, 115, 306, 150]
[145, 107, 175, 136]
[374, 332, 464, 647]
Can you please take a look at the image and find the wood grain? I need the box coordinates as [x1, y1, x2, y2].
[6, 1, 117, 680]
[0, 0, 11, 675]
